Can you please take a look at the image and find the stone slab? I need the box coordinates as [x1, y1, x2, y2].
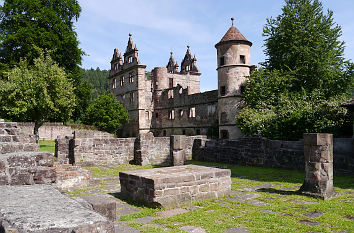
[120, 165, 231, 208]
[0, 185, 113, 232]
[81, 195, 117, 221]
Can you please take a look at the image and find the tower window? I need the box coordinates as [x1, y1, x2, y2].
[129, 73, 134, 83]
[220, 86, 226, 96]
[221, 130, 229, 139]
[219, 57, 225, 66]
[240, 55, 246, 64]
[128, 56, 133, 63]
[120, 77, 124, 86]
[220, 112, 227, 124]
[130, 92, 134, 102]
[155, 112, 159, 119]
[168, 110, 175, 120]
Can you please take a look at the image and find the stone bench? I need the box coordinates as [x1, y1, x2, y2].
[119, 165, 231, 208]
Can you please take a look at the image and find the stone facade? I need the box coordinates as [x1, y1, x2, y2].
[109, 20, 253, 139]
[119, 165, 231, 208]
[193, 137, 354, 174]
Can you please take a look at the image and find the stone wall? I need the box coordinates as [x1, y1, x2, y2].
[192, 137, 354, 174]
[56, 130, 207, 166]
[15, 122, 73, 140]
[134, 133, 170, 166]
[0, 152, 56, 185]
[69, 130, 135, 166]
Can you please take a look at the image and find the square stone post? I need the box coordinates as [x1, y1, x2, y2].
[299, 133, 337, 200]
[170, 135, 186, 166]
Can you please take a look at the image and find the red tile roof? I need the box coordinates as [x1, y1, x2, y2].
[216, 26, 252, 46]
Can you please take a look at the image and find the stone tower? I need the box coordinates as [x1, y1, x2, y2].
[215, 19, 252, 139]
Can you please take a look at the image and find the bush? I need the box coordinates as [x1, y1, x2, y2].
[82, 93, 129, 134]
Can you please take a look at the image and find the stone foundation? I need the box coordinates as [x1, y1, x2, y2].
[119, 165, 231, 208]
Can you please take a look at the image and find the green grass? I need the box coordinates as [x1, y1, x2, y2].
[66, 161, 354, 232]
[39, 140, 55, 153]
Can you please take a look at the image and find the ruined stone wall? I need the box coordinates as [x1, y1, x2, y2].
[134, 133, 170, 166]
[71, 130, 135, 166]
[152, 87, 218, 137]
[15, 122, 73, 140]
[193, 137, 354, 174]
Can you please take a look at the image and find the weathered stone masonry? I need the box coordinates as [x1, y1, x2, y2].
[193, 136, 354, 174]
[120, 165, 231, 208]
[56, 130, 206, 166]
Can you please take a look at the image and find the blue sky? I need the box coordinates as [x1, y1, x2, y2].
[76, 0, 354, 91]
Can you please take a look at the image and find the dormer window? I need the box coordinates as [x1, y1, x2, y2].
[219, 57, 225, 66]
[186, 65, 190, 71]
[240, 55, 246, 64]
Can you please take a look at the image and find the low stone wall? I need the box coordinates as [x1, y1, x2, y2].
[54, 164, 91, 190]
[70, 130, 135, 166]
[0, 122, 39, 154]
[192, 137, 354, 174]
[16, 122, 73, 140]
[56, 130, 206, 166]
[0, 152, 56, 185]
[135, 133, 170, 165]
[119, 165, 231, 208]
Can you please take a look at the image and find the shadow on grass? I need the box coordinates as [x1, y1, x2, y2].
[108, 192, 162, 209]
[187, 160, 354, 190]
[257, 188, 299, 196]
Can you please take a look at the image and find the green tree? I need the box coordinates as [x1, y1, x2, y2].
[82, 93, 129, 134]
[0, 0, 91, 121]
[236, 0, 353, 140]
[0, 49, 76, 140]
[0, 0, 82, 73]
[82, 67, 109, 99]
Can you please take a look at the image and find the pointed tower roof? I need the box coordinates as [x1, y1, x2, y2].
[216, 18, 252, 47]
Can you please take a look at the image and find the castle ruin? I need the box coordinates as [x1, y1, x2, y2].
[109, 19, 253, 139]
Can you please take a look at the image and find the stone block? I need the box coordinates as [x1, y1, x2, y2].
[9, 172, 34, 185]
[120, 165, 231, 209]
[33, 167, 56, 184]
[0, 161, 5, 173]
[0, 185, 113, 232]
[81, 195, 117, 222]
[303, 133, 333, 146]
[173, 150, 186, 166]
[171, 135, 186, 150]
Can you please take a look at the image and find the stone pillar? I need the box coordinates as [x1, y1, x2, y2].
[170, 135, 186, 166]
[299, 133, 337, 200]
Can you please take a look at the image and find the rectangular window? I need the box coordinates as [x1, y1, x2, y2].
[128, 56, 133, 63]
[189, 107, 195, 118]
[219, 57, 225, 66]
[129, 73, 134, 83]
[169, 78, 173, 88]
[112, 78, 116, 89]
[168, 110, 175, 120]
[240, 55, 246, 64]
[120, 76, 124, 86]
[155, 112, 159, 119]
[220, 86, 226, 96]
[168, 89, 174, 99]
[130, 92, 134, 102]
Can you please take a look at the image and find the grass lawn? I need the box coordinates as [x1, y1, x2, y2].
[39, 140, 55, 153]
[66, 161, 354, 233]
